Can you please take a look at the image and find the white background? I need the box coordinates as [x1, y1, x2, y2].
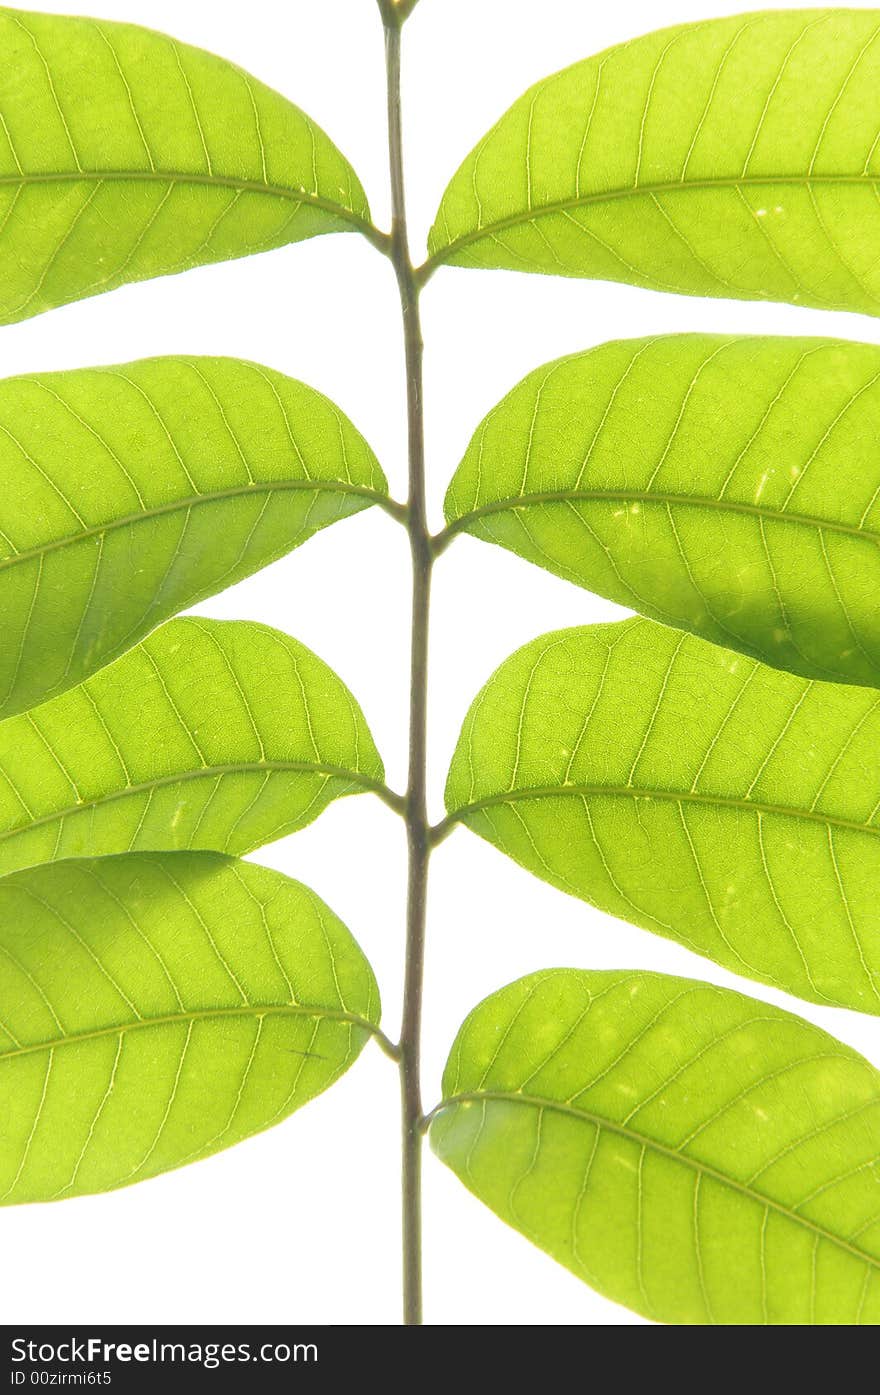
[3, 0, 880, 1328]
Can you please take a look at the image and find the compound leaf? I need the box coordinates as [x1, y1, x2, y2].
[431, 969, 880, 1325]
[428, 10, 880, 315]
[0, 6, 374, 323]
[0, 616, 385, 876]
[0, 852, 380, 1203]
[0, 355, 388, 719]
[444, 335, 880, 688]
[444, 617, 880, 1014]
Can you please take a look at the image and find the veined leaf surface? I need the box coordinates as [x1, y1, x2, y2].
[0, 617, 385, 876]
[431, 969, 880, 1325]
[444, 618, 880, 1014]
[444, 335, 880, 687]
[0, 853, 380, 1204]
[0, 355, 388, 719]
[428, 10, 880, 315]
[0, 6, 374, 323]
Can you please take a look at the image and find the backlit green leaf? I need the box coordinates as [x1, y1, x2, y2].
[431, 969, 880, 1325]
[427, 10, 880, 315]
[0, 616, 386, 876]
[0, 355, 388, 719]
[444, 618, 880, 1014]
[0, 6, 374, 323]
[0, 852, 380, 1204]
[443, 335, 880, 687]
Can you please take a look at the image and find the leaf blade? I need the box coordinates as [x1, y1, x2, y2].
[0, 6, 374, 322]
[431, 969, 880, 1325]
[444, 334, 880, 687]
[0, 852, 380, 1203]
[0, 355, 387, 718]
[0, 616, 385, 875]
[428, 10, 880, 315]
[445, 617, 880, 1014]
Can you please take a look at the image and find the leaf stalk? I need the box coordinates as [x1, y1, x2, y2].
[428, 523, 458, 558]
[427, 814, 456, 847]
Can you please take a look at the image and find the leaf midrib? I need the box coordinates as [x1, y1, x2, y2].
[443, 487, 880, 546]
[427, 172, 880, 269]
[0, 760, 385, 847]
[0, 479, 389, 575]
[0, 168, 373, 236]
[445, 783, 880, 840]
[0, 1002, 378, 1065]
[434, 1089, 880, 1272]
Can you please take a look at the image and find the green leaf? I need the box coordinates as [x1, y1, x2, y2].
[444, 617, 880, 1014]
[0, 6, 375, 323]
[443, 334, 880, 688]
[431, 969, 880, 1325]
[427, 10, 880, 315]
[0, 355, 389, 719]
[0, 616, 386, 877]
[0, 851, 380, 1204]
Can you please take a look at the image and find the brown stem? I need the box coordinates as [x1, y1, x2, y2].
[382, 4, 431, 1326]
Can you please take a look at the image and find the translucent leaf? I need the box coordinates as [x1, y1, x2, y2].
[443, 335, 880, 687]
[0, 6, 374, 323]
[431, 969, 880, 1324]
[0, 852, 380, 1203]
[428, 10, 880, 315]
[0, 616, 386, 876]
[444, 617, 880, 1014]
[0, 355, 387, 718]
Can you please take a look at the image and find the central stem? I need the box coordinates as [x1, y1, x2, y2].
[383, 5, 431, 1326]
